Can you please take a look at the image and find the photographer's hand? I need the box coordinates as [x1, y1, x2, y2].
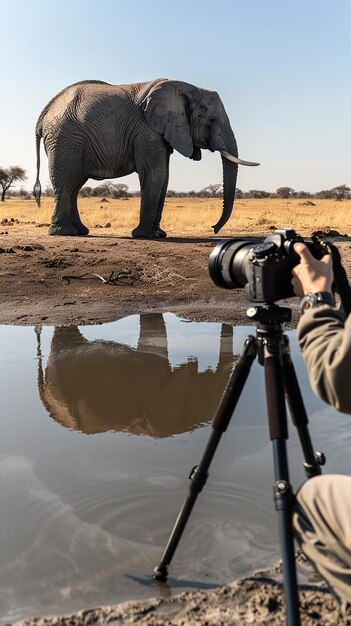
[292, 242, 334, 297]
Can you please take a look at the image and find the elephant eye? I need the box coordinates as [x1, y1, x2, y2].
[209, 117, 216, 123]
[197, 105, 207, 119]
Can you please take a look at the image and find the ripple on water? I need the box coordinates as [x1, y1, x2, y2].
[0, 316, 351, 623]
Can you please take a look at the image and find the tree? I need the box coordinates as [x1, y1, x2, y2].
[90, 183, 111, 197]
[330, 185, 351, 201]
[294, 191, 311, 199]
[246, 189, 271, 199]
[89, 181, 129, 198]
[201, 183, 223, 197]
[276, 186, 295, 199]
[0, 166, 27, 201]
[109, 183, 129, 199]
[315, 189, 334, 199]
[79, 186, 92, 197]
[315, 185, 351, 200]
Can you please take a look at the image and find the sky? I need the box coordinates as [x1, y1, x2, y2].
[2, 0, 350, 193]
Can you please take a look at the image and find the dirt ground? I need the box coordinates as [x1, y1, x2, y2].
[11, 566, 351, 626]
[2, 220, 351, 625]
[2, 221, 350, 328]
[0, 221, 263, 327]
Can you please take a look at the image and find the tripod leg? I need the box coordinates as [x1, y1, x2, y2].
[153, 335, 257, 581]
[263, 337, 301, 626]
[282, 336, 326, 478]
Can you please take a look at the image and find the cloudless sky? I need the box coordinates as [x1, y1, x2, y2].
[2, 0, 350, 193]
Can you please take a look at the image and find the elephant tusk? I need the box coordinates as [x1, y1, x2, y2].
[220, 150, 260, 166]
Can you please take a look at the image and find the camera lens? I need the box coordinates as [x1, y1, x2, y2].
[208, 239, 253, 289]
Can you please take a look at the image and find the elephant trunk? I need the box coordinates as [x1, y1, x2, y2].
[212, 146, 260, 234]
[212, 154, 238, 234]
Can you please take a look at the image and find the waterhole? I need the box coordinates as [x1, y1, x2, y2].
[0, 312, 350, 623]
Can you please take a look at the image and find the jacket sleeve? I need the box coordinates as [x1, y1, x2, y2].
[297, 305, 351, 414]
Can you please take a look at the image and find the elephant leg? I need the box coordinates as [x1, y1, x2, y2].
[69, 179, 89, 236]
[154, 151, 170, 238]
[49, 187, 78, 236]
[48, 151, 85, 236]
[132, 145, 170, 239]
[132, 170, 168, 238]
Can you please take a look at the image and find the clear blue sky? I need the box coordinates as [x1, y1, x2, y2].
[2, 0, 350, 193]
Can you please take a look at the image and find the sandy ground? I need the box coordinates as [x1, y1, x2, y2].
[1, 220, 350, 329]
[0, 221, 259, 327]
[1, 220, 351, 625]
[10, 565, 351, 626]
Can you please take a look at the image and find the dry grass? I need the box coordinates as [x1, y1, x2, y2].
[1, 196, 350, 237]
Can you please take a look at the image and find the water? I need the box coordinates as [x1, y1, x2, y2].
[0, 312, 351, 623]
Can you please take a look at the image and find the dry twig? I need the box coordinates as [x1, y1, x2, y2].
[61, 270, 131, 285]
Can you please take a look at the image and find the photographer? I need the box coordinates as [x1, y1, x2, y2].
[292, 242, 351, 610]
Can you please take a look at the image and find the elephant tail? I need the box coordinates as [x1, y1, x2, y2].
[33, 127, 42, 207]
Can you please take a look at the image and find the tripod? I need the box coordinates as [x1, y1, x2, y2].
[153, 304, 326, 626]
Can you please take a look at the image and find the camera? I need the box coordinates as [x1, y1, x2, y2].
[209, 228, 329, 304]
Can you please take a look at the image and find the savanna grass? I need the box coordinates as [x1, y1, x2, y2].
[1, 196, 350, 237]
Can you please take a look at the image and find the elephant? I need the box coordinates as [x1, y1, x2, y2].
[33, 78, 259, 238]
[35, 313, 235, 438]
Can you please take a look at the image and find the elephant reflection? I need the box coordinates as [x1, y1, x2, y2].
[37, 314, 235, 438]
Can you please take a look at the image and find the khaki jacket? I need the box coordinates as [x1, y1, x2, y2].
[297, 305, 351, 414]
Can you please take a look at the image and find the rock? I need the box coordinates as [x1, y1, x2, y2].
[311, 228, 348, 238]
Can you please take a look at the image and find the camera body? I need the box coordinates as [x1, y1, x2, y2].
[209, 228, 328, 304]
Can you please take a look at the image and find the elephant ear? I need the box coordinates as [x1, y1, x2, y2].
[143, 81, 194, 158]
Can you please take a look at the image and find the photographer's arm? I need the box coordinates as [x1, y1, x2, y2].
[292, 243, 351, 414]
[298, 306, 351, 413]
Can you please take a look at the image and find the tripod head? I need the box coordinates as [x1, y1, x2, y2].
[246, 304, 292, 326]
[244, 305, 292, 368]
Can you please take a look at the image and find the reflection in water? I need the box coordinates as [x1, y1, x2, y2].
[36, 313, 235, 437]
[2, 316, 350, 624]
